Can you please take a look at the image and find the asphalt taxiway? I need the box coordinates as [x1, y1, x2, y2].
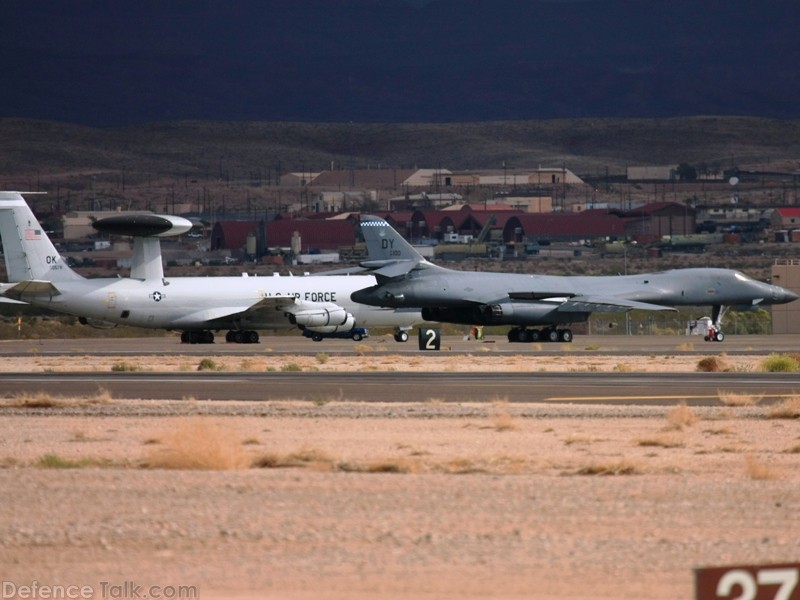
[1, 370, 800, 406]
[1, 334, 799, 406]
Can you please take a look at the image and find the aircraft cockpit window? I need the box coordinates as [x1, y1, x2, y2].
[734, 272, 750, 282]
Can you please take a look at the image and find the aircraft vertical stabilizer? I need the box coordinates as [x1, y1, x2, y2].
[0, 192, 83, 283]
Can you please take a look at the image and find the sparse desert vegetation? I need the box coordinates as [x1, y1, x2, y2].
[768, 395, 800, 419]
[2, 398, 800, 600]
[2, 335, 800, 600]
[696, 355, 731, 372]
[718, 390, 762, 407]
[144, 418, 249, 470]
[761, 353, 800, 372]
[666, 402, 698, 430]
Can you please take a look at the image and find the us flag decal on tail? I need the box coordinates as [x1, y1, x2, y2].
[24, 228, 41, 240]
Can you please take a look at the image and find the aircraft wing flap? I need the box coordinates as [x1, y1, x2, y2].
[557, 295, 676, 313]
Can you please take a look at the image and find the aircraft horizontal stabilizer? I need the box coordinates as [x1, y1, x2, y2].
[359, 259, 420, 279]
[0, 280, 61, 301]
[558, 296, 676, 313]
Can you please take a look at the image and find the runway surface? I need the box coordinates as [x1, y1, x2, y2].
[1, 333, 798, 356]
[1, 334, 798, 406]
[3, 371, 800, 407]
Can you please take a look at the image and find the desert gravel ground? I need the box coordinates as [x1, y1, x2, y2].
[1, 353, 799, 599]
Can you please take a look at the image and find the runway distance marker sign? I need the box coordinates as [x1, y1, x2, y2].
[695, 562, 800, 600]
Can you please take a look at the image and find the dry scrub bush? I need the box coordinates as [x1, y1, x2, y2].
[253, 447, 336, 470]
[490, 399, 519, 432]
[573, 459, 642, 476]
[2, 389, 112, 408]
[635, 435, 685, 448]
[718, 390, 761, 407]
[145, 418, 248, 470]
[696, 356, 731, 372]
[197, 358, 222, 371]
[359, 459, 420, 474]
[666, 402, 698, 430]
[744, 455, 781, 480]
[563, 434, 599, 446]
[768, 396, 800, 419]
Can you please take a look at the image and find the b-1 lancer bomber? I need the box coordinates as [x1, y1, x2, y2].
[351, 216, 797, 343]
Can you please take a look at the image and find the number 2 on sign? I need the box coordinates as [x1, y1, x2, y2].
[424, 328, 437, 350]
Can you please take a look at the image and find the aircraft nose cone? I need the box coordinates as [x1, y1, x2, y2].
[782, 288, 799, 303]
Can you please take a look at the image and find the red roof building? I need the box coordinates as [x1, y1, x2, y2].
[503, 210, 632, 243]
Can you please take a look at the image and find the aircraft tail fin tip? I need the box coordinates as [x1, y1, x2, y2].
[360, 215, 426, 263]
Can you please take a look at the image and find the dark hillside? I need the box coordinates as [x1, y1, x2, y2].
[2, 117, 799, 182]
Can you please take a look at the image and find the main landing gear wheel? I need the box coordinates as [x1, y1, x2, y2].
[394, 330, 409, 343]
[507, 327, 572, 343]
[224, 330, 260, 344]
[507, 328, 535, 342]
[181, 330, 215, 344]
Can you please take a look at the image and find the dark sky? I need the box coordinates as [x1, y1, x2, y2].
[1, 0, 798, 126]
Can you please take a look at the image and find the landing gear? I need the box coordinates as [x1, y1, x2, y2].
[180, 330, 215, 344]
[393, 330, 410, 343]
[703, 305, 726, 342]
[224, 330, 260, 344]
[507, 327, 573, 343]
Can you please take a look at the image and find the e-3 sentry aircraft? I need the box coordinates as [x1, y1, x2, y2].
[351, 215, 797, 343]
[0, 192, 422, 343]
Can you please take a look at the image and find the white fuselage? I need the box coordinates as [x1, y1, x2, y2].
[30, 273, 421, 331]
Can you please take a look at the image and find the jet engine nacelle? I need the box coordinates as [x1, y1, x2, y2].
[287, 302, 355, 333]
[305, 313, 357, 334]
[422, 302, 588, 326]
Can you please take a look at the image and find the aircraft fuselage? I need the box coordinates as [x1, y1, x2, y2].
[351, 267, 794, 326]
[28, 274, 418, 330]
